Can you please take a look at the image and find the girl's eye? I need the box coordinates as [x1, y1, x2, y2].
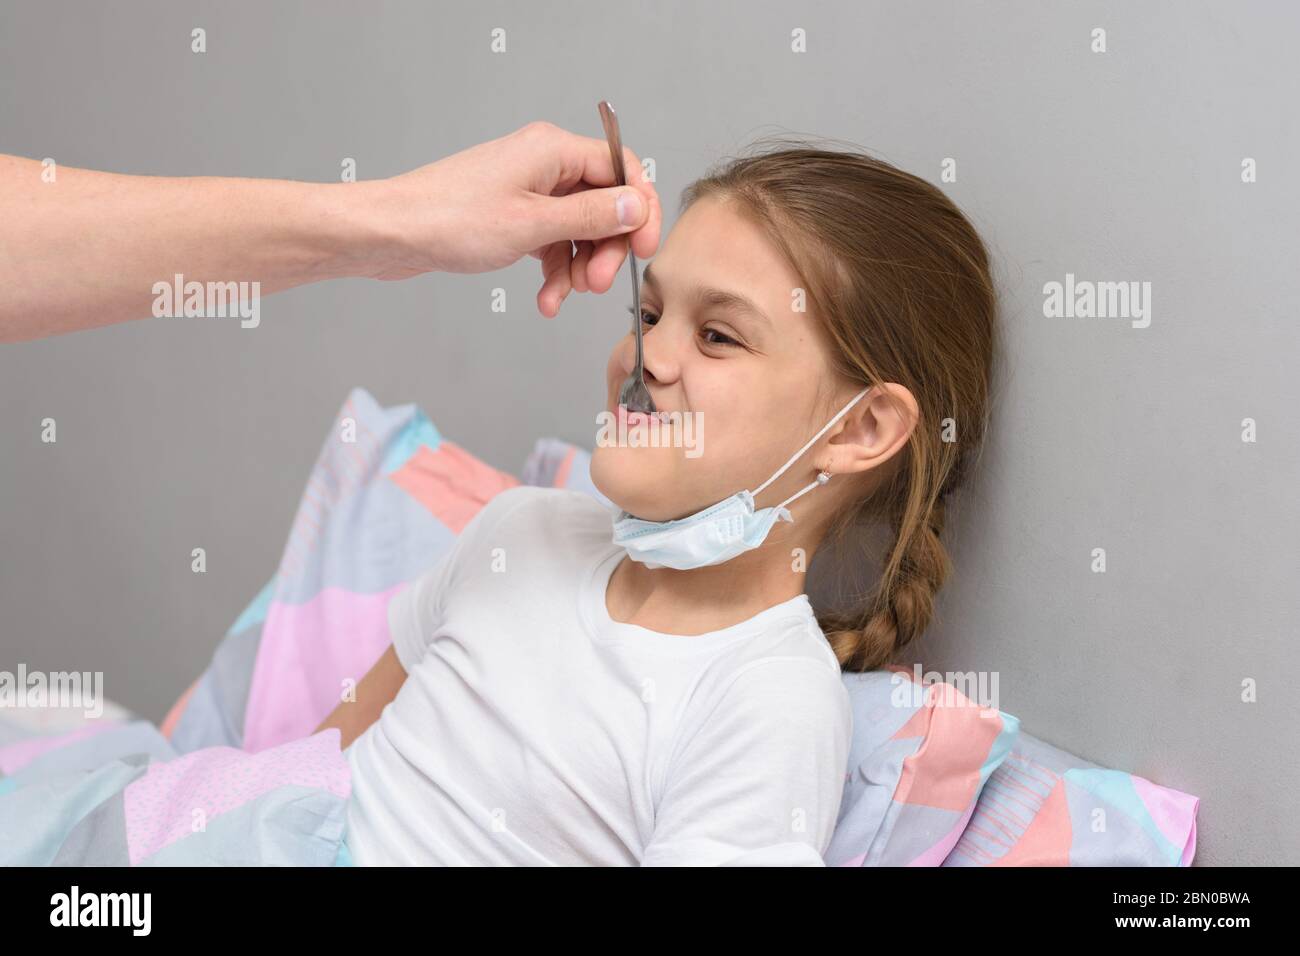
[624, 307, 742, 350]
[626, 305, 659, 328]
[700, 327, 740, 348]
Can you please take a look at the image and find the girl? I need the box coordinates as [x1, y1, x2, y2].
[318, 139, 999, 866]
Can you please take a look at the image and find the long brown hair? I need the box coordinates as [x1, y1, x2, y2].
[680, 136, 999, 672]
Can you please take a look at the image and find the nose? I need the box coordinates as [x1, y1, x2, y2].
[620, 321, 678, 396]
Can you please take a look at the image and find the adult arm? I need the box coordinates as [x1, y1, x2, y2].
[0, 121, 661, 343]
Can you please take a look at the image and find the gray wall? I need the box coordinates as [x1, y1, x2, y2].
[1, 1, 1295, 866]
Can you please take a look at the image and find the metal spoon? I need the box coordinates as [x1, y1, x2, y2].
[598, 100, 657, 416]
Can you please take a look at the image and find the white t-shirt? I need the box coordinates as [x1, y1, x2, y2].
[342, 485, 852, 866]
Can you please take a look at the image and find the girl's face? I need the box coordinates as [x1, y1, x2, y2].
[590, 194, 854, 522]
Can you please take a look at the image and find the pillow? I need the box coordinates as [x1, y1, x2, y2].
[825, 666, 1019, 866]
[164, 387, 520, 753]
[942, 730, 1199, 866]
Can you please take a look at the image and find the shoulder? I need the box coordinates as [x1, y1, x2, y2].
[720, 652, 850, 726]
[463, 485, 612, 541]
[685, 628, 851, 748]
[477, 484, 612, 524]
[444, 485, 618, 587]
[717, 611, 845, 690]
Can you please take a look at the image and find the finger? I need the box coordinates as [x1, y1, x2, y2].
[570, 241, 594, 293]
[540, 183, 587, 275]
[627, 174, 663, 260]
[584, 235, 634, 294]
[549, 164, 649, 295]
[526, 183, 578, 262]
[571, 148, 655, 294]
[523, 125, 661, 252]
[528, 123, 638, 194]
[526, 184, 648, 249]
[536, 240, 574, 317]
[614, 144, 663, 261]
[526, 179, 588, 262]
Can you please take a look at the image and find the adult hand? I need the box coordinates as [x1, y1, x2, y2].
[370, 120, 663, 317]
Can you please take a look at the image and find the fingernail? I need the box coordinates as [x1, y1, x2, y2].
[616, 190, 643, 227]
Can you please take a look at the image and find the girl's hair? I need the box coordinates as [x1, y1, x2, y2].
[680, 136, 999, 672]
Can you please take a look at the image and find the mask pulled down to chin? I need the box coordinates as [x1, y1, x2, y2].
[610, 387, 870, 571]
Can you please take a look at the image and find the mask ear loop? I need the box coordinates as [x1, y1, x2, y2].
[751, 386, 872, 510]
[772, 469, 832, 513]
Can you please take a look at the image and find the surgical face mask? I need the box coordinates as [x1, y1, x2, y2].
[611, 387, 871, 570]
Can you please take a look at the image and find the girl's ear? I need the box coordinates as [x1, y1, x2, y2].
[825, 384, 918, 476]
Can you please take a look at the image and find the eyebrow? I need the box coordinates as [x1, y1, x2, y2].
[641, 263, 772, 331]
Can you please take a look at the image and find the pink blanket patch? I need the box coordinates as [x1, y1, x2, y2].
[1132, 774, 1200, 864]
[991, 777, 1073, 866]
[891, 680, 1005, 812]
[243, 585, 406, 754]
[122, 730, 351, 865]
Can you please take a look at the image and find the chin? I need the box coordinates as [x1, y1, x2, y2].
[590, 444, 694, 522]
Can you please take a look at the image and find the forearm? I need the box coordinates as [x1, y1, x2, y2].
[0, 154, 393, 342]
[314, 644, 408, 751]
[315, 694, 385, 753]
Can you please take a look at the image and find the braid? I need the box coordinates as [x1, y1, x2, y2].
[825, 493, 953, 673]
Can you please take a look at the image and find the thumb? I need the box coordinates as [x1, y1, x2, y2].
[530, 186, 646, 247]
